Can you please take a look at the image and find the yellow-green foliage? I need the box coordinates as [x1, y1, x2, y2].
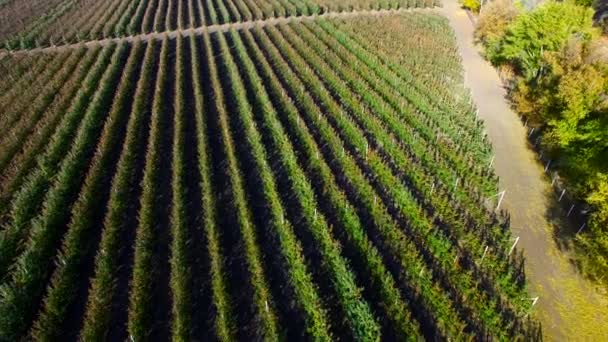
[461, 0, 480, 12]
[475, 0, 519, 45]
[578, 174, 608, 286]
[480, 1, 608, 285]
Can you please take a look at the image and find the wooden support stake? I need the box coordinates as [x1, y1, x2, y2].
[567, 204, 575, 217]
[495, 190, 506, 212]
[558, 189, 565, 202]
[577, 222, 586, 234]
[531, 297, 539, 308]
[480, 246, 489, 264]
[508, 236, 519, 256]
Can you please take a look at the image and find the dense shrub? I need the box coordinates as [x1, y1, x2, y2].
[475, 0, 519, 47]
[461, 0, 481, 12]
[487, 1, 597, 79]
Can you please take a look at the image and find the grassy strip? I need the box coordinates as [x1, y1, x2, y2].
[127, 0, 149, 34]
[222, 29, 331, 340]
[204, 0, 218, 24]
[194, 0, 206, 26]
[205, 29, 280, 339]
[0, 43, 116, 279]
[127, 35, 169, 339]
[0, 42, 128, 340]
[186, 0, 195, 27]
[29, 39, 143, 340]
[223, 0, 242, 22]
[165, 0, 175, 30]
[79, 38, 156, 340]
[177, 0, 185, 29]
[212, 0, 231, 24]
[189, 33, 234, 340]
[139, 0, 158, 33]
[169, 34, 192, 340]
[152, 0, 167, 32]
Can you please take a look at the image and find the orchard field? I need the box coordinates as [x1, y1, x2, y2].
[0, 0, 438, 49]
[0, 0, 540, 339]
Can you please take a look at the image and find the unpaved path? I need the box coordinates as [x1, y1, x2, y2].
[0, 7, 434, 56]
[438, 1, 608, 340]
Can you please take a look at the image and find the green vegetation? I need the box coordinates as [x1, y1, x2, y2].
[0, 4, 539, 340]
[460, 0, 480, 12]
[0, 0, 438, 49]
[477, 0, 608, 287]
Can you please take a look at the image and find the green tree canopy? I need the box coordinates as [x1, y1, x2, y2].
[489, 1, 597, 80]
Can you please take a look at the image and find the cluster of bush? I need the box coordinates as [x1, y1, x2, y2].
[475, 0, 608, 287]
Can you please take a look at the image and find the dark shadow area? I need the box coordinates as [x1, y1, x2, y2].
[182, 35, 213, 340]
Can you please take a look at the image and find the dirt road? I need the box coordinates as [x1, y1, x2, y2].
[438, 1, 608, 339]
